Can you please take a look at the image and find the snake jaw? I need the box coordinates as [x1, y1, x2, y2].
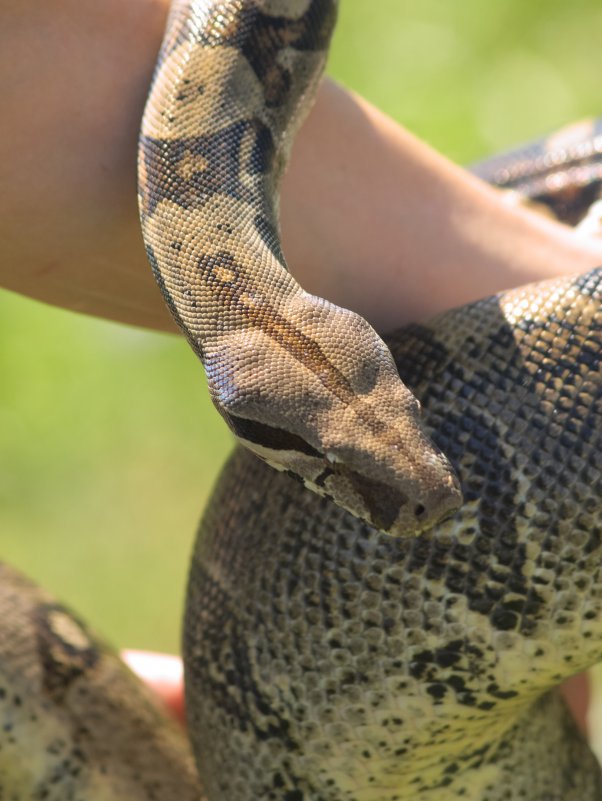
[306, 439, 462, 537]
[227, 404, 463, 537]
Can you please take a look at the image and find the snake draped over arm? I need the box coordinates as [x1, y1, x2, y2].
[138, 0, 462, 537]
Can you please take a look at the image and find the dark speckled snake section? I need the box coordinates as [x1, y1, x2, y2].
[473, 117, 602, 230]
[0, 562, 202, 801]
[138, 0, 461, 537]
[184, 269, 602, 801]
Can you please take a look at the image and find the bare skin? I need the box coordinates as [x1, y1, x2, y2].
[123, 650, 186, 725]
[2, 0, 602, 334]
[1, 0, 597, 735]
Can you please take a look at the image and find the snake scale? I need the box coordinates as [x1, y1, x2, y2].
[137, 0, 462, 539]
[2, 1, 602, 800]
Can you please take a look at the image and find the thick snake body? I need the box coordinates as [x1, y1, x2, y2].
[2, 1, 602, 800]
[185, 268, 602, 801]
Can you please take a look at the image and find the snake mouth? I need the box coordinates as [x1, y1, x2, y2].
[226, 415, 322, 458]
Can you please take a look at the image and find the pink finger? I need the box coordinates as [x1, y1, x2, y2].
[122, 649, 186, 724]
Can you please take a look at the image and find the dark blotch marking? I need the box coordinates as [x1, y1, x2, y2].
[34, 603, 100, 699]
[141, 119, 275, 219]
[314, 467, 334, 488]
[471, 120, 602, 226]
[346, 472, 408, 532]
[584, 529, 602, 555]
[487, 683, 518, 700]
[426, 683, 448, 701]
[229, 416, 321, 458]
[490, 607, 518, 631]
[434, 642, 464, 668]
[532, 179, 602, 227]
[202, 0, 337, 109]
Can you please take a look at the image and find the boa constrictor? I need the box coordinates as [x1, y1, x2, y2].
[2, 1, 602, 800]
[137, 0, 462, 538]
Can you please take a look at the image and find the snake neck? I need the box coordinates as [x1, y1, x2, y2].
[138, 0, 462, 535]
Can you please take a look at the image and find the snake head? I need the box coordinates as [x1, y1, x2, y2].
[209, 293, 462, 537]
[307, 388, 463, 537]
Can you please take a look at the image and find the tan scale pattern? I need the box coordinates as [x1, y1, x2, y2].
[138, 0, 462, 537]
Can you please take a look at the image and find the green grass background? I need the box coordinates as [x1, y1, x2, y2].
[2, 0, 601, 668]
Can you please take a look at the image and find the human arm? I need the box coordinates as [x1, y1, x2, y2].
[2, 0, 602, 335]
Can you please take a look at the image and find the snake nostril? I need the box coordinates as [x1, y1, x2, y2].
[414, 503, 426, 518]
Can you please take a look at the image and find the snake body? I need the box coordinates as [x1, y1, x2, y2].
[138, 0, 462, 538]
[2, 2, 602, 800]
[473, 117, 602, 230]
[184, 267, 602, 801]
[3, 265, 601, 800]
[0, 562, 201, 799]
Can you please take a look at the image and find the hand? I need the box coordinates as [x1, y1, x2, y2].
[123, 649, 186, 725]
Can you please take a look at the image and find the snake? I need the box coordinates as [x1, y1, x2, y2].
[137, 0, 462, 539]
[2, 1, 602, 799]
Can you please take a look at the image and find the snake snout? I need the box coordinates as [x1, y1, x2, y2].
[313, 435, 462, 537]
[389, 471, 463, 537]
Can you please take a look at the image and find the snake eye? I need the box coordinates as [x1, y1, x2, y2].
[325, 451, 343, 464]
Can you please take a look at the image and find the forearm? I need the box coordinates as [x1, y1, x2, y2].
[281, 80, 602, 331]
[2, 0, 601, 335]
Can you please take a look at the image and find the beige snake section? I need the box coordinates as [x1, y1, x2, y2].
[138, 0, 461, 537]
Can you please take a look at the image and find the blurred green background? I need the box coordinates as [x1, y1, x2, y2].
[1, 0, 601, 685]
